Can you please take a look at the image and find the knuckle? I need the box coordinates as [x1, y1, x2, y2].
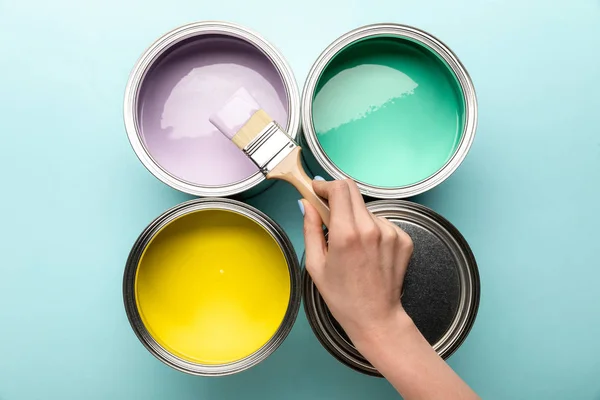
[382, 226, 397, 244]
[334, 231, 359, 248]
[345, 231, 360, 245]
[303, 223, 321, 239]
[330, 180, 349, 195]
[363, 225, 381, 243]
[345, 178, 359, 190]
[303, 224, 312, 237]
[399, 233, 414, 252]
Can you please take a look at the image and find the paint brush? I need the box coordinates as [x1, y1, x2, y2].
[210, 87, 330, 227]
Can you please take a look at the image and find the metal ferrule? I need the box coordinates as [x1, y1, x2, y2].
[243, 121, 297, 174]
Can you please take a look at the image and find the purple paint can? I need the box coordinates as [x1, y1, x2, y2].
[124, 22, 300, 197]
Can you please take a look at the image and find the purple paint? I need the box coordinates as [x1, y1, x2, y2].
[138, 36, 289, 186]
[210, 87, 261, 140]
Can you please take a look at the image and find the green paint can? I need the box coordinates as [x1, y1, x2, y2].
[301, 24, 477, 198]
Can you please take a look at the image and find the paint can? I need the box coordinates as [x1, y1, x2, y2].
[124, 21, 300, 197]
[302, 200, 480, 376]
[123, 198, 301, 375]
[301, 24, 477, 198]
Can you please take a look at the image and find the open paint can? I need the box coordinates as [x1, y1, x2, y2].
[301, 24, 477, 198]
[302, 200, 480, 376]
[123, 198, 301, 375]
[124, 21, 300, 197]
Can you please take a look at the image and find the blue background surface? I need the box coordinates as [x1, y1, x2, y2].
[1, 0, 600, 399]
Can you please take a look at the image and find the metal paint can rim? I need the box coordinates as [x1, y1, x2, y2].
[123, 21, 301, 197]
[123, 198, 302, 376]
[302, 200, 480, 376]
[301, 23, 478, 199]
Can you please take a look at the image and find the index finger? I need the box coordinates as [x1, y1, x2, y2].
[312, 179, 355, 231]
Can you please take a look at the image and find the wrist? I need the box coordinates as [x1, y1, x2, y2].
[349, 308, 416, 359]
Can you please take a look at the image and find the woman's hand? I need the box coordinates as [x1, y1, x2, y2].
[300, 178, 479, 400]
[301, 178, 413, 348]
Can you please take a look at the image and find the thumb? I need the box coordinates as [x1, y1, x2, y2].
[301, 199, 327, 281]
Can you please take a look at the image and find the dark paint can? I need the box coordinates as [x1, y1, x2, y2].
[302, 200, 480, 376]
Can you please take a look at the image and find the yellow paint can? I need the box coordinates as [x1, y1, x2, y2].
[123, 199, 300, 375]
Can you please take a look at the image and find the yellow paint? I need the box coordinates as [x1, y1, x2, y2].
[135, 209, 291, 365]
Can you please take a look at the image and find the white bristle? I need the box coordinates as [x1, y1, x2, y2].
[209, 87, 261, 139]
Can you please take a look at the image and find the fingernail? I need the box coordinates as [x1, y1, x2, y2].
[297, 199, 305, 216]
[314, 175, 326, 181]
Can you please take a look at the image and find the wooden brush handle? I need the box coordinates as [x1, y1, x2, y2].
[267, 147, 330, 227]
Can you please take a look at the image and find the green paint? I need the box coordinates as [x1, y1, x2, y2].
[312, 37, 465, 187]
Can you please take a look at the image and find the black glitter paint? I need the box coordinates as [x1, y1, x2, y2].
[396, 220, 460, 345]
